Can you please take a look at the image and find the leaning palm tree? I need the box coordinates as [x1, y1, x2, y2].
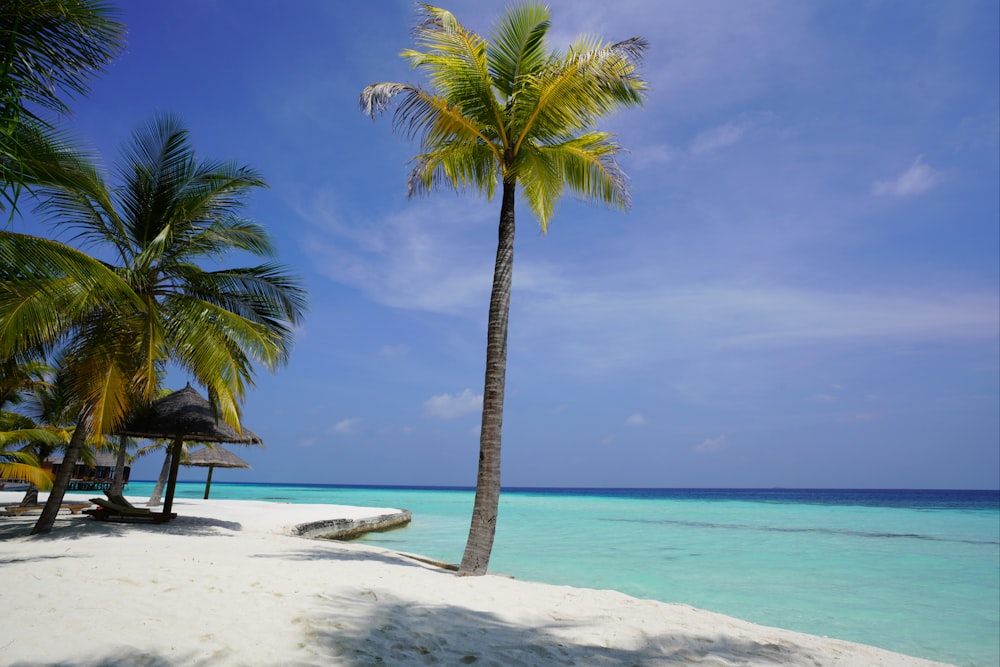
[362, 3, 646, 574]
[0, 114, 306, 534]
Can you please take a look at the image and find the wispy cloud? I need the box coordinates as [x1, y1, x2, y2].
[626, 413, 646, 425]
[691, 121, 746, 155]
[838, 412, 882, 423]
[695, 435, 728, 453]
[629, 143, 675, 168]
[298, 194, 495, 317]
[332, 418, 361, 434]
[872, 155, 944, 197]
[379, 344, 409, 357]
[424, 389, 483, 419]
[518, 280, 999, 373]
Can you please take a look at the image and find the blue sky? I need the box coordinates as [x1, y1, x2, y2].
[17, 0, 999, 488]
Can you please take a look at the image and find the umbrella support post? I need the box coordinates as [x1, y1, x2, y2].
[204, 466, 214, 499]
[162, 436, 184, 517]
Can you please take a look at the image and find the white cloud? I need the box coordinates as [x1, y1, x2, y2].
[691, 121, 746, 155]
[625, 413, 646, 425]
[629, 143, 675, 168]
[332, 418, 361, 434]
[872, 155, 944, 197]
[379, 344, 409, 357]
[298, 194, 495, 317]
[424, 389, 483, 419]
[600, 434, 617, 446]
[518, 279, 1000, 373]
[838, 412, 882, 423]
[695, 435, 728, 453]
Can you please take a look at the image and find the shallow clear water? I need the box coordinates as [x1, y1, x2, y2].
[125, 482, 1000, 667]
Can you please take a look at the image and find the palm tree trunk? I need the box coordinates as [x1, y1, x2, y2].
[458, 179, 515, 576]
[148, 446, 171, 507]
[20, 486, 38, 506]
[108, 434, 128, 496]
[31, 416, 86, 535]
[20, 444, 51, 506]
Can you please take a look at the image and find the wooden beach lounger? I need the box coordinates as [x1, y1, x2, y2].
[84, 497, 175, 523]
[1, 502, 92, 517]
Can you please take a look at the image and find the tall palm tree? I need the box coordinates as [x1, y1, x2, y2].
[1, 0, 125, 216]
[12, 360, 78, 504]
[0, 114, 306, 534]
[361, 3, 646, 574]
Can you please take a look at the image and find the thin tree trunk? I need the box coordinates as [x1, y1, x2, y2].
[21, 444, 52, 506]
[20, 486, 38, 506]
[31, 417, 86, 535]
[458, 179, 515, 576]
[108, 434, 128, 496]
[148, 446, 171, 507]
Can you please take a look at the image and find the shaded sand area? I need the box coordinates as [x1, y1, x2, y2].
[0, 492, 952, 667]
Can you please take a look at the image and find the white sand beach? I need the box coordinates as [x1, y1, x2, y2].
[0, 491, 952, 667]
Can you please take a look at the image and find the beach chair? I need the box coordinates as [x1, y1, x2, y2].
[2, 502, 92, 517]
[105, 492, 139, 509]
[84, 497, 175, 523]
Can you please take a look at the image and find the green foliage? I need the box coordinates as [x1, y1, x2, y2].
[360, 2, 647, 230]
[0, 114, 307, 438]
[0, 0, 125, 217]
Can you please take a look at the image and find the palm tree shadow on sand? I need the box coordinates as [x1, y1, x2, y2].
[306, 591, 817, 666]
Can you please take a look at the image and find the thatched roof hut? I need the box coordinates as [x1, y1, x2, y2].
[122, 384, 261, 444]
[182, 446, 252, 499]
[117, 384, 262, 517]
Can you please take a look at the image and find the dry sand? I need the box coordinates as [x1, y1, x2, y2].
[0, 491, 952, 667]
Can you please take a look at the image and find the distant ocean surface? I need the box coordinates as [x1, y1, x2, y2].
[124, 483, 999, 667]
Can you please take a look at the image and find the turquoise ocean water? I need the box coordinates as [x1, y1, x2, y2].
[123, 483, 999, 667]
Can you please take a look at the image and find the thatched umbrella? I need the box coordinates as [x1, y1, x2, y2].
[118, 384, 262, 518]
[182, 446, 251, 499]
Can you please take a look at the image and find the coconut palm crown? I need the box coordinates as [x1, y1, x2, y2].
[361, 3, 646, 574]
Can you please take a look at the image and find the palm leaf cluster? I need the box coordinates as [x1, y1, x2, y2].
[361, 3, 646, 228]
[1, 0, 125, 215]
[1, 114, 306, 438]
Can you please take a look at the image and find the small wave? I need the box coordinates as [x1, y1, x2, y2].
[601, 517, 1000, 546]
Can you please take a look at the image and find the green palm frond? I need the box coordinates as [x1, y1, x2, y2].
[173, 263, 306, 331]
[170, 218, 275, 264]
[0, 461, 54, 490]
[0, 0, 125, 118]
[509, 38, 647, 153]
[0, 232, 144, 355]
[1, 1, 124, 219]
[0, 434, 56, 490]
[486, 1, 552, 98]
[408, 140, 499, 199]
[0, 427, 68, 449]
